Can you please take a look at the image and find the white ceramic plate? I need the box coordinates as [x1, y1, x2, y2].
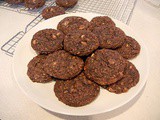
[13, 13, 149, 116]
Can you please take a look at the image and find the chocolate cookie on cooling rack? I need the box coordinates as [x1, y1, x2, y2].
[25, 0, 45, 9]
[56, 0, 78, 8]
[42, 6, 65, 20]
[5, 0, 24, 4]
[31, 29, 64, 54]
[54, 72, 100, 107]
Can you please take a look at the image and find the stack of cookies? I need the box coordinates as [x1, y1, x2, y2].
[27, 16, 141, 107]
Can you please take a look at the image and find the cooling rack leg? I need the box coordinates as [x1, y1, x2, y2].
[25, 14, 44, 33]
[1, 31, 25, 57]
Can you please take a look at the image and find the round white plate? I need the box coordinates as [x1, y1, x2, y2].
[13, 13, 149, 116]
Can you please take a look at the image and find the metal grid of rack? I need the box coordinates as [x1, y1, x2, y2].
[1, 31, 25, 56]
[1, 0, 137, 56]
[67, 0, 137, 24]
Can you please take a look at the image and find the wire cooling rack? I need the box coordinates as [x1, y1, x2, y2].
[1, 0, 137, 56]
[67, 0, 137, 24]
[0, 0, 55, 16]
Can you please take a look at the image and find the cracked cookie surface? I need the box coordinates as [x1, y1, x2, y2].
[88, 16, 116, 31]
[116, 36, 141, 59]
[44, 50, 84, 79]
[104, 61, 140, 94]
[31, 29, 64, 54]
[27, 55, 53, 83]
[56, 0, 78, 8]
[42, 6, 65, 20]
[25, 0, 45, 9]
[54, 72, 100, 107]
[84, 49, 126, 85]
[57, 16, 90, 34]
[64, 30, 99, 56]
[93, 26, 126, 49]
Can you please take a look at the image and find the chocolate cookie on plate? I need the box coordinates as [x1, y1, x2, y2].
[64, 30, 99, 56]
[88, 16, 116, 31]
[93, 26, 126, 49]
[54, 72, 100, 107]
[56, 0, 78, 8]
[44, 50, 84, 80]
[27, 55, 53, 83]
[57, 16, 90, 34]
[116, 36, 141, 59]
[25, 0, 45, 9]
[84, 49, 126, 85]
[42, 6, 65, 20]
[31, 29, 64, 54]
[104, 61, 140, 94]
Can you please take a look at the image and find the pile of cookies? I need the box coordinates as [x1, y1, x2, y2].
[27, 16, 141, 107]
[5, 0, 78, 10]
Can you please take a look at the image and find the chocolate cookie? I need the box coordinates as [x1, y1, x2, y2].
[93, 26, 126, 49]
[116, 36, 141, 59]
[88, 16, 116, 31]
[25, 0, 45, 9]
[104, 61, 140, 94]
[31, 29, 64, 54]
[84, 49, 126, 85]
[27, 55, 53, 83]
[5, 0, 24, 4]
[56, 0, 78, 8]
[57, 16, 90, 34]
[42, 6, 65, 20]
[64, 30, 99, 56]
[44, 50, 84, 79]
[54, 72, 100, 107]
